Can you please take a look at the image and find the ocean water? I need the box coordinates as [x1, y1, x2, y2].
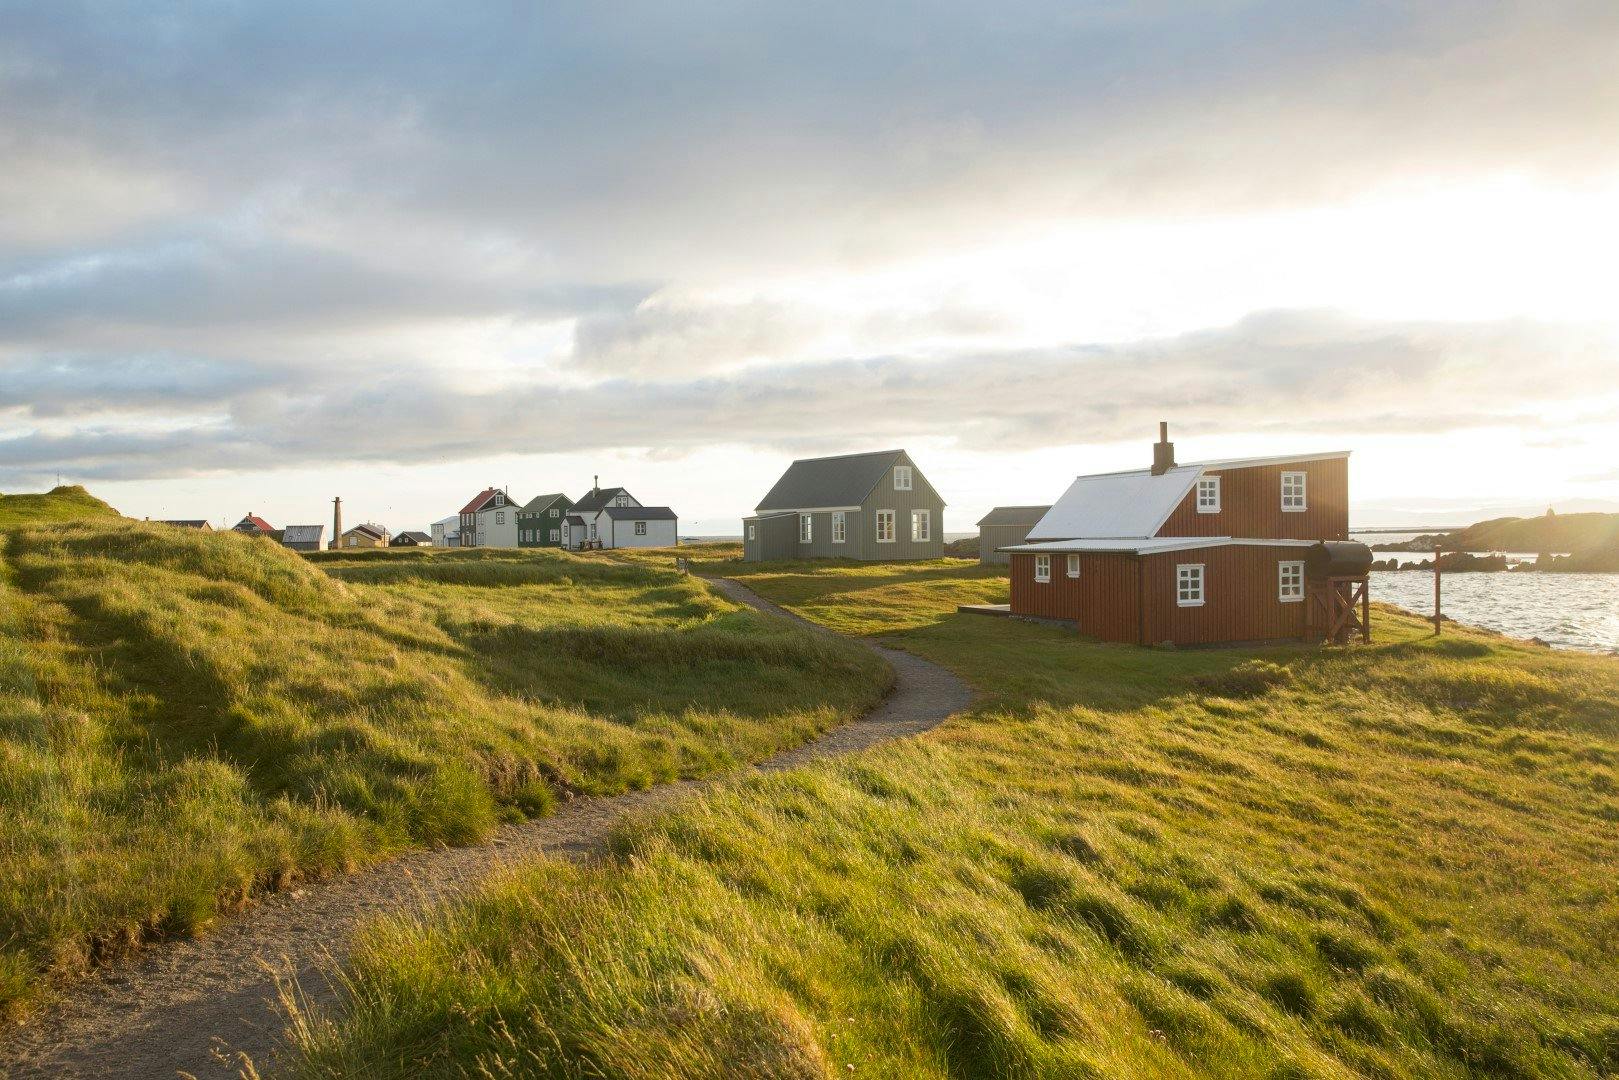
[1370, 570, 1619, 654]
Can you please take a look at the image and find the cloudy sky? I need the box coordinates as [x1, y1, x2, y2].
[3, 2, 1618, 533]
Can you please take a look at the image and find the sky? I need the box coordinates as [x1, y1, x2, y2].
[3, 1, 1618, 535]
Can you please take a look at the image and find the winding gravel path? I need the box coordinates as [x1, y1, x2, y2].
[0, 578, 969, 1080]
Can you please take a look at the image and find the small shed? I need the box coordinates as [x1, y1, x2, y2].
[975, 506, 1051, 565]
[281, 524, 325, 552]
[391, 531, 432, 547]
[742, 511, 799, 562]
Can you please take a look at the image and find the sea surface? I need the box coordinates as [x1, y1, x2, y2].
[1370, 570, 1619, 654]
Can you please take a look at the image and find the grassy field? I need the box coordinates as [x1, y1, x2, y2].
[287, 556, 1619, 1078]
[0, 503, 887, 1016]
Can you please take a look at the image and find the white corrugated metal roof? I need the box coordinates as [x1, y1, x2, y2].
[1026, 466, 1202, 541]
[281, 524, 324, 543]
[1001, 536, 1318, 555]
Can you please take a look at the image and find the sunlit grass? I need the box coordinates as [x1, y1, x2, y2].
[0, 509, 888, 1016]
[287, 558, 1619, 1079]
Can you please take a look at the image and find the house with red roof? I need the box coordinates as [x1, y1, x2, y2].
[457, 487, 519, 547]
[232, 513, 275, 536]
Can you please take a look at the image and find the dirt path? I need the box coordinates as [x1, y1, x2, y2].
[0, 578, 970, 1080]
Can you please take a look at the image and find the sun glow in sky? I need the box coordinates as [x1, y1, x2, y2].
[3, 3, 1618, 532]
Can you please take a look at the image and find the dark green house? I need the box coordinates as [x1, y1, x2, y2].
[517, 493, 573, 548]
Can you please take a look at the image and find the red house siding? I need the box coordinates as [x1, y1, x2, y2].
[1008, 552, 1141, 643]
[1158, 458, 1348, 540]
[1010, 545, 1314, 646]
[1141, 546, 1309, 645]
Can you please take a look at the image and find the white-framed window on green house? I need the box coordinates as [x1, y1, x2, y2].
[634, 521, 647, 536]
[875, 510, 896, 542]
[550, 508, 560, 518]
[1196, 476, 1221, 513]
[893, 465, 912, 491]
[1281, 471, 1307, 512]
[1034, 554, 1051, 582]
[549, 529, 560, 543]
[747, 523, 757, 540]
[1177, 563, 1205, 606]
[1278, 560, 1305, 602]
[1066, 555, 1080, 577]
[800, 513, 813, 543]
[911, 509, 931, 542]
[832, 511, 846, 543]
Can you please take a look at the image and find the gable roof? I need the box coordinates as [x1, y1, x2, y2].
[1003, 536, 1318, 555]
[159, 519, 210, 529]
[394, 530, 432, 543]
[755, 450, 913, 512]
[520, 493, 570, 514]
[1027, 451, 1350, 541]
[234, 514, 274, 533]
[564, 514, 586, 525]
[977, 505, 1051, 528]
[573, 486, 631, 513]
[459, 488, 508, 515]
[600, 505, 677, 521]
[346, 522, 388, 539]
[281, 524, 324, 544]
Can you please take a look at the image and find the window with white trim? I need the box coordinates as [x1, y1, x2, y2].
[1066, 555, 1080, 578]
[832, 511, 846, 543]
[1278, 560, 1304, 602]
[550, 508, 560, 518]
[875, 510, 896, 542]
[615, 495, 631, 506]
[911, 509, 931, 542]
[893, 465, 913, 491]
[589, 523, 597, 540]
[1034, 554, 1051, 582]
[634, 521, 647, 536]
[747, 523, 756, 540]
[1196, 476, 1221, 513]
[1177, 564, 1205, 606]
[800, 513, 813, 543]
[1281, 471, 1307, 511]
[495, 511, 505, 525]
[549, 529, 560, 543]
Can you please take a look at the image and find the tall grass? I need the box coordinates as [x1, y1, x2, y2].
[287, 560, 1619, 1078]
[0, 514, 888, 1015]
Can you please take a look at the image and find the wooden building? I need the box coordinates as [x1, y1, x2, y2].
[517, 493, 573, 548]
[976, 505, 1051, 565]
[1001, 425, 1363, 646]
[280, 524, 325, 552]
[390, 531, 432, 547]
[232, 513, 274, 536]
[339, 522, 390, 548]
[743, 450, 945, 562]
[457, 488, 519, 548]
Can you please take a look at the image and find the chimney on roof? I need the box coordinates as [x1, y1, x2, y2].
[331, 497, 342, 550]
[1151, 421, 1176, 476]
[593, 474, 599, 495]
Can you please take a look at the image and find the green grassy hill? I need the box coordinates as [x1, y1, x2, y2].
[0, 485, 121, 527]
[0, 523, 887, 1015]
[288, 558, 1619, 1079]
[1452, 511, 1619, 554]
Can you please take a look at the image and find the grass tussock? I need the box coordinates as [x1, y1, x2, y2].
[0, 507, 887, 1015]
[288, 557, 1619, 1079]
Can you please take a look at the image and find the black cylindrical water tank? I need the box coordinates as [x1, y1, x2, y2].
[1305, 540, 1374, 578]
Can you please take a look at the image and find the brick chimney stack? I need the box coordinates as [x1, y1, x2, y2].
[1151, 421, 1176, 476]
[331, 496, 342, 550]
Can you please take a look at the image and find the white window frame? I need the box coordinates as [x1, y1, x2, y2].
[875, 510, 896, 543]
[589, 523, 597, 540]
[911, 509, 931, 542]
[893, 465, 913, 491]
[1281, 471, 1307, 512]
[1066, 554, 1080, 578]
[634, 521, 647, 536]
[800, 513, 813, 543]
[614, 495, 631, 507]
[1278, 560, 1305, 602]
[1034, 554, 1051, 582]
[1177, 563, 1205, 607]
[495, 511, 505, 525]
[832, 511, 846, 543]
[549, 528, 560, 543]
[747, 523, 757, 540]
[1196, 476, 1222, 514]
[550, 508, 560, 518]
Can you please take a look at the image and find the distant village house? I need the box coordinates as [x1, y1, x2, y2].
[744, 450, 944, 562]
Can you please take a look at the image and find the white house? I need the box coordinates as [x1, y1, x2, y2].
[430, 515, 460, 547]
[457, 487, 520, 548]
[563, 482, 678, 549]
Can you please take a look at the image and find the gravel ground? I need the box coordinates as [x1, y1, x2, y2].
[0, 577, 970, 1080]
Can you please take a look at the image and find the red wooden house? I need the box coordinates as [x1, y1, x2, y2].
[1001, 425, 1369, 646]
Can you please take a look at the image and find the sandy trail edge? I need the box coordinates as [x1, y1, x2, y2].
[0, 577, 970, 1079]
